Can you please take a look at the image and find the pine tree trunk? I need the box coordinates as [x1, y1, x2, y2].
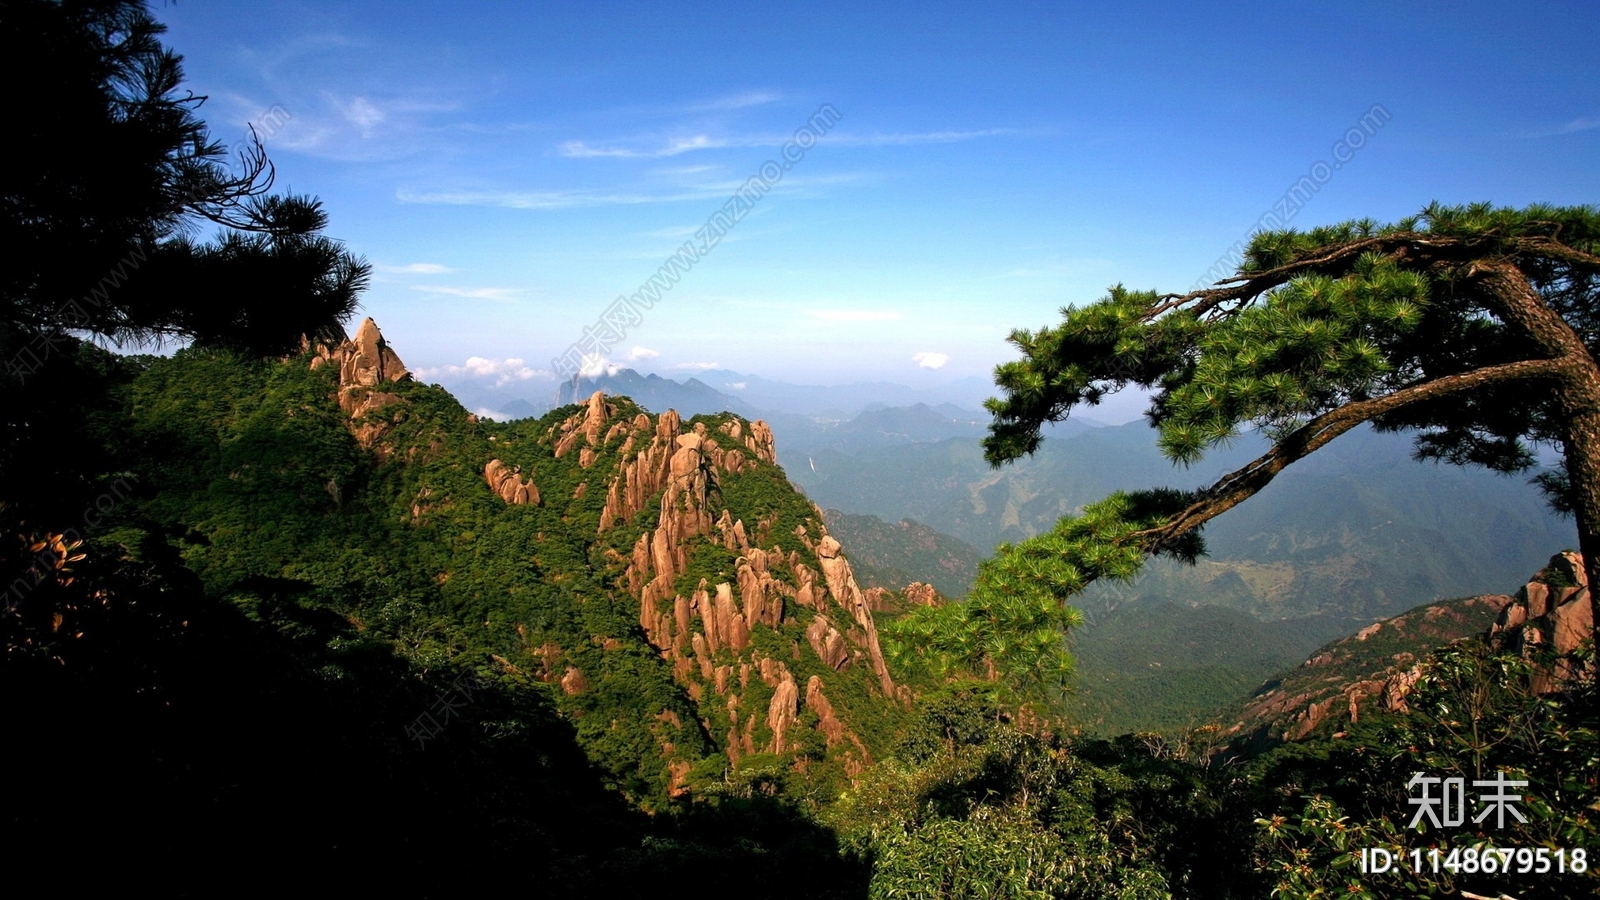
[1478, 259, 1600, 650]
[1558, 381, 1600, 650]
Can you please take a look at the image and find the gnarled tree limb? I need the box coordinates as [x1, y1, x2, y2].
[1132, 357, 1568, 553]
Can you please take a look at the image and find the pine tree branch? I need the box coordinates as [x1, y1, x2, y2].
[1144, 231, 1598, 322]
[1131, 357, 1569, 552]
[1511, 236, 1600, 270]
[1146, 234, 1436, 319]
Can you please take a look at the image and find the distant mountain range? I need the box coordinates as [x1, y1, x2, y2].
[786, 410, 1573, 732]
[789, 417, 1573, 626]
[434, 364, 1024, 426]
[688, 369, 1002, 417]
[543, 367, 1571, 619]
[556, 369, 753, 418]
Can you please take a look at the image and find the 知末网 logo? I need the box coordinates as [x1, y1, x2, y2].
[1405, 771, 1528, 830]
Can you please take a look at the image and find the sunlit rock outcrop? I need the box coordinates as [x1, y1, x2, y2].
[307, 317, 411, 452]
[484, 459, 540, 506]
[572, 390, 894, 775]
[1229, 551, 1594, 746]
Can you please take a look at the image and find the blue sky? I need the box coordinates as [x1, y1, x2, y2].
[158, 0, 1599, 414]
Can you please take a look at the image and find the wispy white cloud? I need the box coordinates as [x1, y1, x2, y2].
[377, 262, 453, 274]
[682, 91, 781, 113]
[1557, 115, 1600, 134]
[331, 94, 386, 136]
[397, 173, 854, 210]
[399, 152, 865, 211]
[912, 351, 950, 369]
[556, 125, 1033, 161]
[415, 356, 547, 386]
[625, 346, 660, 360]
[397, 186, 729, 209]
[239, 32, 363, 79]
[807, 309, 903, 322]
[556, 141, 641, 159]
[827, 128, 1036, 146]
[560, 135, 728, 158]
[411, 285, 524, 302]
[671, 361, 719, 370]
[650, 164, 720, 177]
[246, 89, 462, 161]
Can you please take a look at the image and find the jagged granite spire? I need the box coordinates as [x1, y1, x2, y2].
[309, 316, 409, 387]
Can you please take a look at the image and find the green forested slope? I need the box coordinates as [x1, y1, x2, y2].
[3, 341, 889, 894]
[1063, 602, 1331, 735]
[821, 509, 982, 597]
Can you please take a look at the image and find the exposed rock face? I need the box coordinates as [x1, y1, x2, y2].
[345, 317, 408, 385]
[484, 459, 540, 506]
[576, 392, 898, 776]
[615, 404, 777, 659]
[1382, 665, 1423, 713]
[815, 534, 897, 696]
[341, 391, 404, 449]
[581, 390, 610, 444]
[598, 411, 681, 532]
[806, 675, 871, 776]
[720, 417, 777, 465]
[861, 582, 949, 617]
[806, 615, 852, 671]
[1228, 593, 1514, 744]
[310, 316, 410, 387]
[1487, 551, 1596, 691]
[766, 667, 800, 754]
[735, 547, 787, 629]
[307, 317, 412, 452]
[553, 391, 617, 460]
[560, 667, 588, 695]
[1231, 551, 1597, 747]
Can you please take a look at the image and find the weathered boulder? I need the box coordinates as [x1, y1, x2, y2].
[904, 582, 941, 607]
[806, 614, 852, 670]
[766, 669, 799, 754]
[1489, 551, 1596, 690]
[484, 459, 540, 506]
[560, 667, 588, 695]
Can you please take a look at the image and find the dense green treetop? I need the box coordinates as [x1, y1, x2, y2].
[0, 0, 366, 357]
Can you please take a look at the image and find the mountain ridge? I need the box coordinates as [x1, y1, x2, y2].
[1222, 549, 1596, 748]
[325, 322, 913, 788]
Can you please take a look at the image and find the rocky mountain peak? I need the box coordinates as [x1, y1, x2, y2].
[308, 317, 412, 452]
[311, 316, 409, 388]
[526, 392, 909, 774]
